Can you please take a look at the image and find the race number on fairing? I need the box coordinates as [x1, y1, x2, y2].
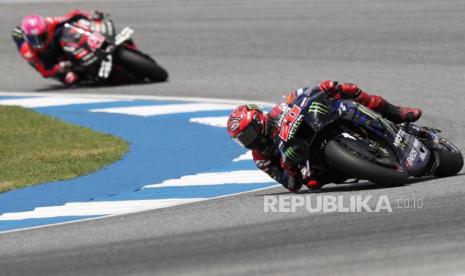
[279, 105, 302, 142]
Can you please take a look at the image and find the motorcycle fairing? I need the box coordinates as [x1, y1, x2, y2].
[60, 23, 99, 67]
[288, 91, 431, 176]
[338, 100, 431, 176]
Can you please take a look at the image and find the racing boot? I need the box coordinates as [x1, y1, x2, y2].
[354, 90, 422, 124]
[380, 100, 422, 124]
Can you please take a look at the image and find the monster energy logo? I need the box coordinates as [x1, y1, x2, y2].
[308, 102, 328, 115]
[357, 105, 377, 119]
[285, 147, 303, 162]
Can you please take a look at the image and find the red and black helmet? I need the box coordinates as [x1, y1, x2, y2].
[227, 104, 268, 149]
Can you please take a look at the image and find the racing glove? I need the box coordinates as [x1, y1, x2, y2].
[280, 160, 304, 192]
[320, 80, 363, 98]
[319, 80, 340, 95]
[12, 26, 24, 42]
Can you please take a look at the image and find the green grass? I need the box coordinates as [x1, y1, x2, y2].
[0, 106, 129, 193]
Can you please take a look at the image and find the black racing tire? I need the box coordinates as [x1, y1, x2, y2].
[434, 149, 464, 177]
[114, 48, 168, 82]
[324, 140, 409, 185]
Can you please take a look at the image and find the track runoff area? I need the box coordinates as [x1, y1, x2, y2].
[0, 92, 279, 232]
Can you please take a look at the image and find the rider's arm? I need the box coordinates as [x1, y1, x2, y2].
[12, 26, 68, 81]
[252, 150, 303, 192]
[17, 42, 66, 78]
[319, 80, 384, 110]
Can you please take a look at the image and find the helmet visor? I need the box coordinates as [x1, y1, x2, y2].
[25, 32, 47, 49]
[233, 122, 261, 149]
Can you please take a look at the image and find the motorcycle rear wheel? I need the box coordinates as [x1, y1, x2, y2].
[114, 48, 168, 82]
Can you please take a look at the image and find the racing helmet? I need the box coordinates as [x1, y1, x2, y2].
[227, 104, 268, 150]
[21, 14, 48, 50]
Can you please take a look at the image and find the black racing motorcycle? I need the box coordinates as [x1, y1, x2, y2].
[60, 15, 168, 85]
[280, 89, 463, 185]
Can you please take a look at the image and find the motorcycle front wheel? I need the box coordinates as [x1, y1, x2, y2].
[433, 139, 464, 177]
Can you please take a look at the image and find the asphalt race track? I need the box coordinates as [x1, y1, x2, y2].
[1, 0, 465, 275]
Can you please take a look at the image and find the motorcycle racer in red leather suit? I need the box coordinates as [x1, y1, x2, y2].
[12, 10, 102, 85]
[227, 80, 422, 192]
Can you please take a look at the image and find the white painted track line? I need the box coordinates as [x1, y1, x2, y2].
[91, 103, 238, 116]
[233, 151, 253, 161]
[143, 170, 273, 189]
[0, 91, 274, 107]
[0, 96, 119, 108]
[190, 116, 229, 127]
[0, 198, 206, 220]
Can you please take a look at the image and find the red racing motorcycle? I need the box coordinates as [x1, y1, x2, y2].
[60, 15, 168, 85]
